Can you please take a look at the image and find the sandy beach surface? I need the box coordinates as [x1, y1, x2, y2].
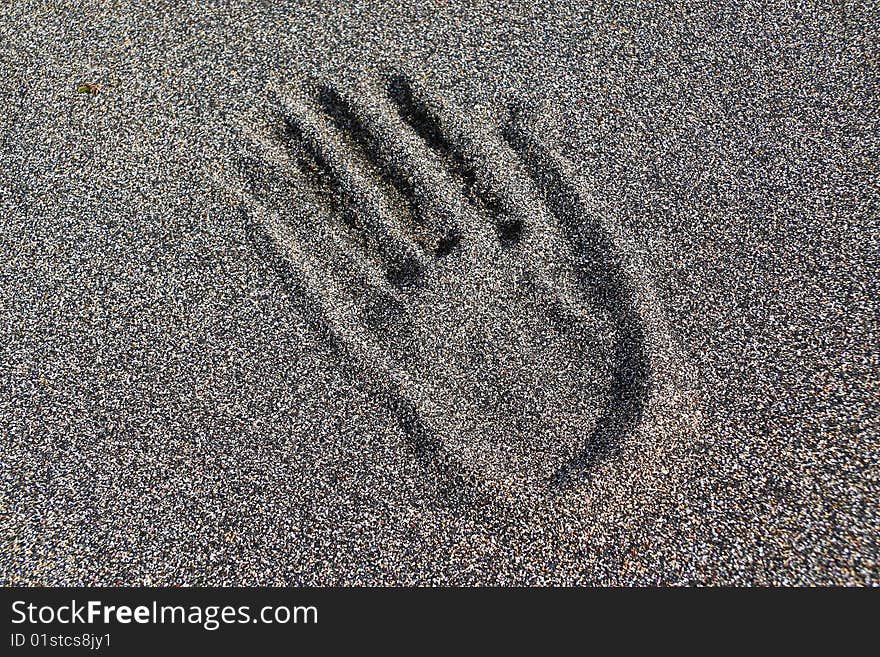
[1, 1, 877, 585]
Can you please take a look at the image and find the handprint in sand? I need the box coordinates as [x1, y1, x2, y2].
[231, 73, 669, 508]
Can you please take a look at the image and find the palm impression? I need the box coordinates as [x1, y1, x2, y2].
[233, 73, 658, 507]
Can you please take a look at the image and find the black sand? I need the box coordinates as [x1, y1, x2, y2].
[1, 1, 876, 584]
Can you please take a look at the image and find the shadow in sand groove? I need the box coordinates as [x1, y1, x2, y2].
[501, 119, 651, 484]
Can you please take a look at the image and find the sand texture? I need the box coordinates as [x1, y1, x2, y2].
[1, 1, 877, 584]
